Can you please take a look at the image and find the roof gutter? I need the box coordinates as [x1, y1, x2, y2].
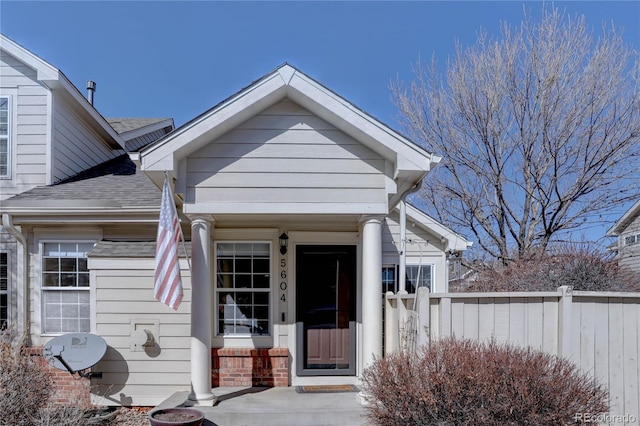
[397, 181, 424, 294]
[2, 214, 29, 343]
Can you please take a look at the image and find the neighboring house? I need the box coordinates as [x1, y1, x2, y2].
[0, 33, 471, 407]
[607, 199, 640, 273]
[0, 34, 173, 336]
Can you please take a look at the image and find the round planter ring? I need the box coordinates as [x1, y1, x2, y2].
[148, 407, 205, 426]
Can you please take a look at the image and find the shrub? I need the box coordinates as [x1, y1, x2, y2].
[0, 333, 53, 426]
[0, 330, 88, 426]
[455, 246, 640, 292]
[361, 338, 609, 425]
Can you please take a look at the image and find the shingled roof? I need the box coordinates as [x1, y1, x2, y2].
[89, 240, 191, 258]
[107, 118, 171, 134]
[7, 154, 161, 207]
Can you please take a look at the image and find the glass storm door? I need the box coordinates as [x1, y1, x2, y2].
[296, 245, 356, 376]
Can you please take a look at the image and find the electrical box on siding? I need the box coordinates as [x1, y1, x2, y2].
[130, 320, 159, 352]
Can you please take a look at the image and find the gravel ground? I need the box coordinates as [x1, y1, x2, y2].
[112, 407, 150, 425]
[85, 407, 150, 425]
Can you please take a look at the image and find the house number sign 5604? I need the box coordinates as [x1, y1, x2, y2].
[279, 258, 288, 323]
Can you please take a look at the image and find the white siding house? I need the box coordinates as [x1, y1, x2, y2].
[138, 63, 470, 405]
[0, 34, 174, 340]
[0, 33, 471, 406]
[608, 200, 640, 273]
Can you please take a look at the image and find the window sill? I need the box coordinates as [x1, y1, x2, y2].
[212, 335, 273, 349]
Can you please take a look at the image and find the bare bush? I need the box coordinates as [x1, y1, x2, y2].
[0, 332, 53, 426]
[362, 338, 609, 425]
[35, 406, 87, 426]
[0, 329, 90, 426]
[454, 246, 640, 292]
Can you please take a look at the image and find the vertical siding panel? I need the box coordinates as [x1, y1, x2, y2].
[593, 299, 609, 405]
[579, 299, 596, 377]
[542, 297, 558, 354]
[462, 299, 479, 340]
[494, 298, 510, 344]
[478, 298, 495, 343]
[609, 299, 625, 417]
[451, 300, 464, 338]
[568, 298, 582, 364]
[430, 298, 440, 340]
[526, 297, 543, 350]
[440, 297, 452, 338]
[508, 297, 525, 347]
[623, 300, 639, 419]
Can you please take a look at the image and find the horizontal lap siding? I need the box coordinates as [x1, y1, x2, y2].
[619, 216, 640, 272]
[186, 99, 387, 208]
[0, 53, 49, 197]
[382, 211, 448, 290]
[125, 128, 168, 152]
[52, 96, 116, 183]
[92, 261, 191, 406]
[383, 212, 445, 259]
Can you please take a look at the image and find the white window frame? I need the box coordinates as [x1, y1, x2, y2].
[214, 241, 272, 338]
[40, 241, 95, 335]
[0, 95, 11, 179]
[0, 251, 9, 328]
[624, 234, 640, 246]
[382, 265, 397, 294]
[405, 263, 434, 293]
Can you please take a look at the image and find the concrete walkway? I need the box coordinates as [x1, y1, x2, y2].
[157, 387, 368, 426]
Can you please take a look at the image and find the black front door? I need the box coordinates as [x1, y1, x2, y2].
[296, 245, 356, 376]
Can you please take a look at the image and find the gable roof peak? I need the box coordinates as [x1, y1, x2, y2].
[277, 63, 297, 85]
[141, 63, 438, 200]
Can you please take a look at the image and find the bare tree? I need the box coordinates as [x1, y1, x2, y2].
[394, 7, 640, 262]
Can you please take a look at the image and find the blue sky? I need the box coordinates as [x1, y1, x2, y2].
[2, 1, 639, 247]
[2, 1, 638, 129]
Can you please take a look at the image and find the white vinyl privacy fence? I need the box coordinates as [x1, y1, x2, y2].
[384, 287, 640, 424]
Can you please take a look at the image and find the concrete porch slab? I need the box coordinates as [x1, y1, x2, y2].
[157, 387, 367, 426]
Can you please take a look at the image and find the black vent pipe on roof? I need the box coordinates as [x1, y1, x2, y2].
[86, 80, 96, 105]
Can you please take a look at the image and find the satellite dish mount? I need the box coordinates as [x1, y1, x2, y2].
[43, 333, 107, 379]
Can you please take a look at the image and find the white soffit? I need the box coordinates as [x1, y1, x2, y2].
[607, 199, 640, 237]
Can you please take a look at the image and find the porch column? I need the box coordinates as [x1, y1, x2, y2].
[189, 215, 215, 405]
[361, 216, 383, 368]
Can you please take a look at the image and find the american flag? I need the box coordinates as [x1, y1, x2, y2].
[154, 176, 184, 310]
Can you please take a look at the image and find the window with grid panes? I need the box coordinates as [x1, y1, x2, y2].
[382, 266, 397, 294]
[41, 242, 94, 334]
[0, 252, 8, 327]
[216, 242, 270, 335]
[625, 234, 640, 246]
[0, 97, 9, 177]
[405, 264, 433, 293]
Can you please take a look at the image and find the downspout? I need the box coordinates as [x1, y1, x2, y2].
[397, 154, 441, 292]
[2, 214, 29, 341]
[399, 201, 406, 293]
[398, 182, 422, 293]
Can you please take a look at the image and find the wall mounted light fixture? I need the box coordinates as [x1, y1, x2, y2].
[279, 232, 289, 255]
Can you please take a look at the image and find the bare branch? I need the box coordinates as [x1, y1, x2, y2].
[394, 5, 640, 260]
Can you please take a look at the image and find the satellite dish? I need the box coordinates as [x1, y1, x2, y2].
[43, 332, 107, 378]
